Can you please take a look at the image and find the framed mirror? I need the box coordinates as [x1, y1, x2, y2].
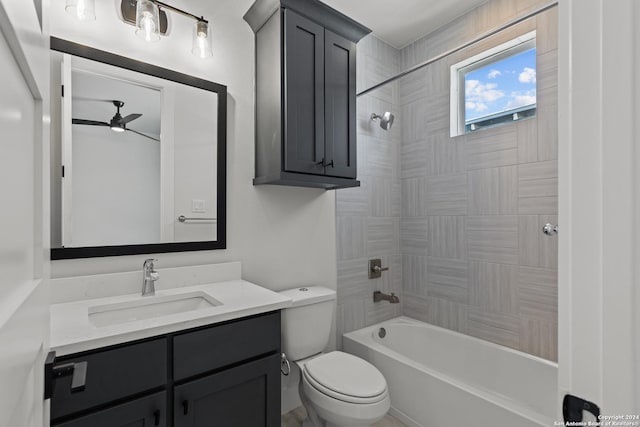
[50, 38, 226, 259]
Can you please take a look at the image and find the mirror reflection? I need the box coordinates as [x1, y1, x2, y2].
[50, 48, 220, 253]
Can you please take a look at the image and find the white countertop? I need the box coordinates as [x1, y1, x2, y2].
[50, 280, 292, 356]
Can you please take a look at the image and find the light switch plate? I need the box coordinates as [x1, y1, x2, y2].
[191, 199, 206, 213]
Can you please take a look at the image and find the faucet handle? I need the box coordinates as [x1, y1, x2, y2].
[143, 258, 158, 269]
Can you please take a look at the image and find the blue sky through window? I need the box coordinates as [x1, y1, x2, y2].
[464, 47, 537, 122]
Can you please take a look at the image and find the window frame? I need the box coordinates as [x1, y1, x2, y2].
[450, 30, 537, 137]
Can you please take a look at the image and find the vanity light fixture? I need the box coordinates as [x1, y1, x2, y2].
[65, 0, 96, 21]
[120, 0, 213, 58]
[192, 20, 213, 58]
[135, 0, 161, 42]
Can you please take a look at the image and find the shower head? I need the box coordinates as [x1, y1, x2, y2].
[371, 112, 395, 130]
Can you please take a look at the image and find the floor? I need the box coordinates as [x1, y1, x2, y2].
[281, 406, 408, 427]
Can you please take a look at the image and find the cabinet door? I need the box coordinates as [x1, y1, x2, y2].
[284, 9, 325, 175]
[174, 353, 280, 427]
[324, 30, 357, 179]
[53, 392, 166, 427]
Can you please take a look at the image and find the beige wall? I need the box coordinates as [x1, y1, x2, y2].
[335, 34, 403, 348]
[398, 0, 558, 361]
[337, 0, 558, 361]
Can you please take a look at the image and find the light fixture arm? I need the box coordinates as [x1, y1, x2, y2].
[151, 0, 208, 24]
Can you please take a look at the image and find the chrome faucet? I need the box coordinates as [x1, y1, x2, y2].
[142, 259, 159, 296]
[373, 291, 400, 304]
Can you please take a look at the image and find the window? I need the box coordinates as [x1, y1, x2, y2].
[450, 31, 537, 136]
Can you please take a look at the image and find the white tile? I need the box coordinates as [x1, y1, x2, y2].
[336, 216, 366, 260]
[468, 166, 518, 215]
[428, 216, 467, 259]
[427, 257, 469, 304]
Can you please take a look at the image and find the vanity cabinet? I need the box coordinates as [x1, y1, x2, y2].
[244, 0, 370, 189]
[49, 311, 281, 427]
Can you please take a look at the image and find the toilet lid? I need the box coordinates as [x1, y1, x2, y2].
[304, 351, 387, 402]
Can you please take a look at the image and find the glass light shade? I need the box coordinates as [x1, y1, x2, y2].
[192, 21, 213, 59]
[135, 0, 161, 42]
[65, 0, 96, 21]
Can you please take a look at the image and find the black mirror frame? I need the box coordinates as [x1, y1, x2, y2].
[50, 37, 227, 260]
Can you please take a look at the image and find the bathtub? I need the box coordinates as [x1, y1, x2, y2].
[343, 317, 557, 427]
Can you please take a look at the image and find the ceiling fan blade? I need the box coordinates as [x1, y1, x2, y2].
[126, 128, 160, 142]
[72, 97, 123, 104]
[72, 119, 109, 126]
[119, 113, 143, 124]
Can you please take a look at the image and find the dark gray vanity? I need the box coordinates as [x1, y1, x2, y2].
[49, 311, 281, 427]
[244, 0, 371, 189]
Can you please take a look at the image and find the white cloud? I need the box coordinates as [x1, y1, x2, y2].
[487, 69, 501, 79]
[519, 67, 536, 83]
[465, 79, 505, 106]
[466, 101, 488, 112]
[506, 90, 537, 109]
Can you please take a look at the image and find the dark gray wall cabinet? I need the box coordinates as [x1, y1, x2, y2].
[49, 311, 281, 427]
[244, 0, 370, 189]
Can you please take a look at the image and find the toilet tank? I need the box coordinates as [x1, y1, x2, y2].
[279, 286, 336, 361]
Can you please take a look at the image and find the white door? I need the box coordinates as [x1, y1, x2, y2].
[558, 0, 639, 421]
[0, 1, 50, 427]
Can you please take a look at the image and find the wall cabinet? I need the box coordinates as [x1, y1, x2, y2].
[49, 311, 281, 427]
[245, 0, 370, 189]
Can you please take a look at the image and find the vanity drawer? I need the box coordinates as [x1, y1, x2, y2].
[173, 311, 280, 381]
[51, 338, 167, 421]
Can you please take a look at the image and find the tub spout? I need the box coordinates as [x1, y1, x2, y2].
[373, 291, 400, 304]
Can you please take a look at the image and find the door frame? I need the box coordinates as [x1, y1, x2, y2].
[558, 0, 639, 417]
[0, 0, 50, 426]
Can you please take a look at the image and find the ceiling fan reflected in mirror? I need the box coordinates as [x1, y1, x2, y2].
[72, 99, 159, 142]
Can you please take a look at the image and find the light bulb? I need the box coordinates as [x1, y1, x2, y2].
[135, 0, 160, 42]
[141, 13, 156, 42]
[65, 0, 96, 21]
[192, 20, 212, 58]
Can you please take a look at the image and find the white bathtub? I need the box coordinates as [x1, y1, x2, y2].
[343, 317, 557, 427]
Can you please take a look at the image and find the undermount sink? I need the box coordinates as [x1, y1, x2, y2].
[88, 292, 222, 327]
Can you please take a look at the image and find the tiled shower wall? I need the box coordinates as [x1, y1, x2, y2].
[336, 0, 558, 361]
[335, 35, 402, 348]
[399, 1, 558, 360]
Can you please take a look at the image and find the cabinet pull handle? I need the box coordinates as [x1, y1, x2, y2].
[45, 351, 88, 398]
[315, 158, 334, 168]
[182, 400, 189, 415]
[153, 410, 160, 426]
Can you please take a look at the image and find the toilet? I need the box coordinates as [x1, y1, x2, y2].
[279, 286, 390, 427]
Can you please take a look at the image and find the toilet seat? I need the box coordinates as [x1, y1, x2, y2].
[302, 351, 388, 404]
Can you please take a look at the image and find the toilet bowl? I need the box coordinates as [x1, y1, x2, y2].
[297, 351, 390, 427]
[279, 287, 390, 427]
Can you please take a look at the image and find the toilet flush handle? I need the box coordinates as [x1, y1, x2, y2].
[281, 353, 291, 376]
